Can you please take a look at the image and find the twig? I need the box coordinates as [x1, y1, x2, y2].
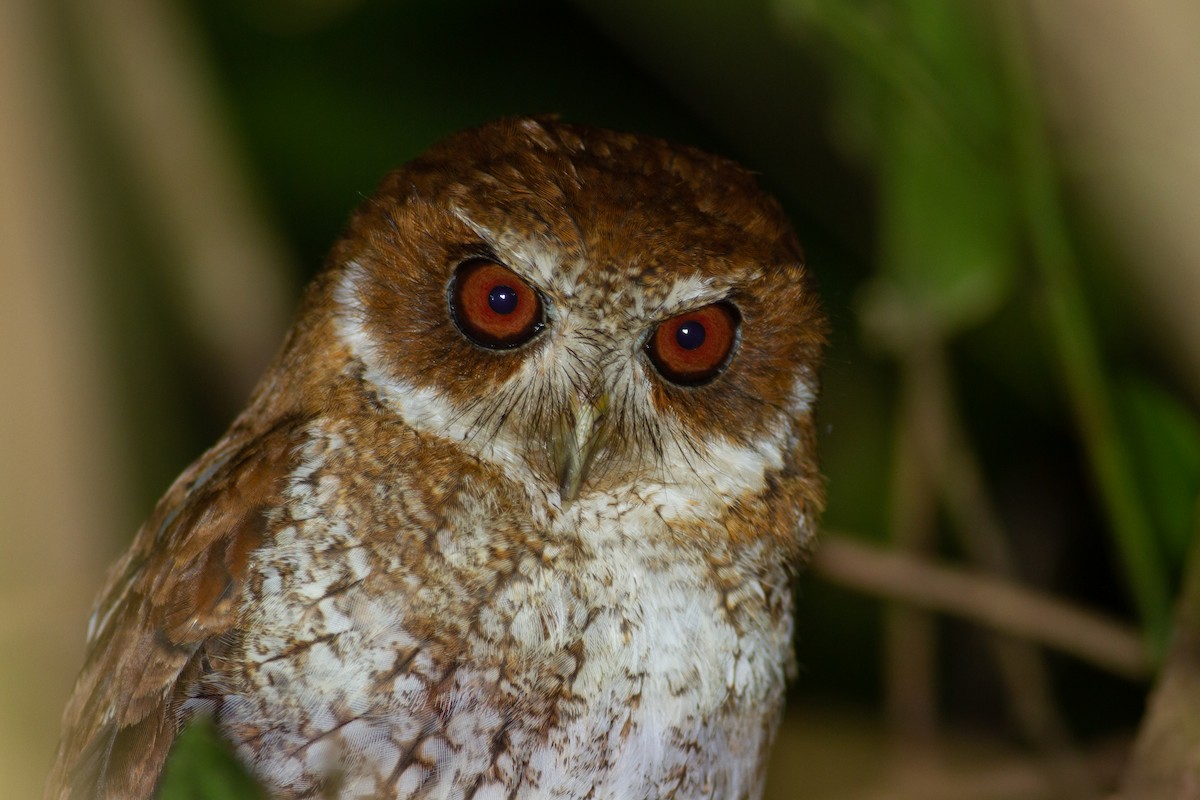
[885, 344, 942, 744]
[1118, 505, 1200, 798]
[811, 534, 1150, 681]
[927, 344, 1097, 796]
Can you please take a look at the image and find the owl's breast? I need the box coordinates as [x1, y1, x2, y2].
[210, 420, 794, 799]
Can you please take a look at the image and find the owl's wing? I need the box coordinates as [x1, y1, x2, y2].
[46, 417, 301, 800]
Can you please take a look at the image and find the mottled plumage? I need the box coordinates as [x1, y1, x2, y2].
[48, 117, 825, 800]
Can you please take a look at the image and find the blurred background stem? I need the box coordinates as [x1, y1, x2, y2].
[999, 3, 1171, 653]
[0, 2, 121, 796]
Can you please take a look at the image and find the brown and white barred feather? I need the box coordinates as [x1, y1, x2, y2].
[47, 422, 298, 799]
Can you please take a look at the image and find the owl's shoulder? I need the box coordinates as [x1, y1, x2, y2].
[46, 414, 306, 800]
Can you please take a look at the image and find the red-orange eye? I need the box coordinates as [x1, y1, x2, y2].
[646, 302, 740, 386]
[449, 259, 545, 349]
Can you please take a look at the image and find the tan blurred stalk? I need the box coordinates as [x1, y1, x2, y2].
[67, 0, 293, 399]
[1, 0, 297, 793]
[1022, 0, 1200, 401]
[0, 2, 122, 795]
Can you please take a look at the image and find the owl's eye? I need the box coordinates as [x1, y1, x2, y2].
[646, 302, 740, 386]
[450, 259, 545, 349]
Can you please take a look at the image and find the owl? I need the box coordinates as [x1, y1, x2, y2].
[47, 117, 825, 800]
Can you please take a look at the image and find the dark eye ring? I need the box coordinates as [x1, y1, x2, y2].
[449, 259, 545, 349]
[645, 301, 740, 386]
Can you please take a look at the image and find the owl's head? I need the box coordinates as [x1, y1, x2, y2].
[309, 118, 823, 526]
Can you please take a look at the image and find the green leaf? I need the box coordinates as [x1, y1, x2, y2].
[785, 0, 1018, 337]
[1119, 377, 1200, 568]
[875, 1, 1015, 334]
[157, 716, 267, 800]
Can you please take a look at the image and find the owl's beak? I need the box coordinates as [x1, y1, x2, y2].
[555, 392, 609, 508]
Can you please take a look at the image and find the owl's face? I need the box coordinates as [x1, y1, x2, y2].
[325, 118, 823, 520]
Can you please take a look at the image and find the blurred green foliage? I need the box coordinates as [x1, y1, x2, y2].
[801, 0, 1017, 334]
[1121, 379, 1200, 569]
[158, 717, 265, 800]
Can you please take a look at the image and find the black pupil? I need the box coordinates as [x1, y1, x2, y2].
[675, 320, 706, 350]
[489, 285, 518, 314]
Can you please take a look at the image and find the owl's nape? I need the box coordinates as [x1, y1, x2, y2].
[49, 117, 824, 800]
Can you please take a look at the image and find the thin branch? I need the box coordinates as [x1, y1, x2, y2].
[1119, 506, 1200, 798]
[927, 344, 1097, 796]
[811, 534, 1150, 681]
[885, 345, 942, 743]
